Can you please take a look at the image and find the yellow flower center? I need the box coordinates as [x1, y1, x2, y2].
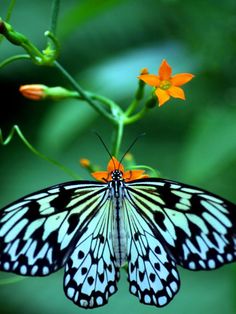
[159, 80, 171, 90]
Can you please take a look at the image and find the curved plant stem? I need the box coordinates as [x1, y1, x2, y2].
[112, 120, 124, 157]
[5, 0, 16, 22]
[0, 125, 80, 179]
[50, 0, 60, 34]
[0, 54, 30, 69]
[53, 61, 114, 121]
[124, 106, 148, 125]
[125, 99, 139, 116]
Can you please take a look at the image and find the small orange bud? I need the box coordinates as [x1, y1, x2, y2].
[140, 68, 149, 75]
[80, 159, 91, 168]
[19, 84, 47, 100]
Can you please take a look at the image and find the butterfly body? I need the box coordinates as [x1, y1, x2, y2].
[110, 178, 127, 267]
[0, 161, 236, 308]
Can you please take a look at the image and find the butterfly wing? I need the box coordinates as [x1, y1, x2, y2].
[0, 181, 108, 276]
[64, 195, 119, 308]
[123, 196, 180, 307]
[125, 178, 236, 272]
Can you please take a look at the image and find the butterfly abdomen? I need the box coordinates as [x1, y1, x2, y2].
[111, 181, 127, 267]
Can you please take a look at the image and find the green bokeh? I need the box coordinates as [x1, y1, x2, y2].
[0, 0, 236, 313]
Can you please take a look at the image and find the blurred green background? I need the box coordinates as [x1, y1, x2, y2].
[1, 0, 236, 313]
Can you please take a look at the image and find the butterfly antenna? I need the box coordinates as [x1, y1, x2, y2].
[118, 133, 146, 170]
[94, 131, 116, 169]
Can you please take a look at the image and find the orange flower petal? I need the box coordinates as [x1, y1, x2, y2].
[91, 171, 110, 182]
[107, 157, 124, 173]
[138, 74, 160, 87]
[158, 59, 172, 80]
[155, 88, 170, 106]
[168, 86, 185, 100]
[123, 170, 149, 182]
[171, 73, 194, 86]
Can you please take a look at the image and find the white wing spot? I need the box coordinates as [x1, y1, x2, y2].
[166, 286, 172, 298]
[182, 188, 202, 193]
[144, 294, 151, 304]
[26, 193, 48, 200]
[42, 266, 49, 275]
[65, 274, 70, 286]
[217, 255, 224, 262]
[67, 287, 75, 298]
[96, 296, 103, 305]
[189, 261, 196, 269]
[3, 262, 10, 270]
[31, 265, 38, 275]
[170, 281, 178, 292]
[20, 265, 27, 275]
[227, 253, 233, 261]
[199, 260, 206, 268]
[170, 184, 181, 189]
[13, 261, 19, 270]
[201, 194, 223, 204]
[158, 296, 167, 306]
[208, 259, 215, 268]
[4, 201, 28, 212]
[131, 285, 137, 294]
[109, 285, 115, 294]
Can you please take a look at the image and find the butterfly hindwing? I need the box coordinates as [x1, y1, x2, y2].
[123, 196, 180, 306]
[0, 181, 107, 276]
[126, 178, 236, 271]
[64, 195, 119, 308]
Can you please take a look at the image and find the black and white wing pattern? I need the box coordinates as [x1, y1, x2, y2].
[123, 196, 180, 307]
[125, 178, 236, 273]
[0, 181, 109, 276]
[64, 195, 119, 308]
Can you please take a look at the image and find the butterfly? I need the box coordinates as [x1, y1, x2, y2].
[0, 156, 235, 309]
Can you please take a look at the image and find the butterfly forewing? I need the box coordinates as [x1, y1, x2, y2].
[125, 178, 236, 271]
[0, 181, 107, 276]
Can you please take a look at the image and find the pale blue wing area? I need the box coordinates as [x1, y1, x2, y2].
[63, 196, 119, 309]
[123, 195, 180, 307]
[125, 178, 236, 271]
[0, 181, 108, 276]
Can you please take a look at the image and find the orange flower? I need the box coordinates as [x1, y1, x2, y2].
[92, 157, 148, 182]
[19, 84, 46, 100]
[138, 59, 194, 106]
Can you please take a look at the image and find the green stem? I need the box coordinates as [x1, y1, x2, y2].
[0, 54, 30, 69]
[87, 92, 120, 112]
[125, 99, 139, 116]
[124, 106, 148, 125]
[112, 121, 124, 157]
[53, 61, 114, 121]
[50, 0, 60, 34]
[0, 125, 80, 179]
[5, 0, 16, 22]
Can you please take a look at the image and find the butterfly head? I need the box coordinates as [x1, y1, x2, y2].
[92, 157, 149, 183]
[111, 169, 123, 181]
